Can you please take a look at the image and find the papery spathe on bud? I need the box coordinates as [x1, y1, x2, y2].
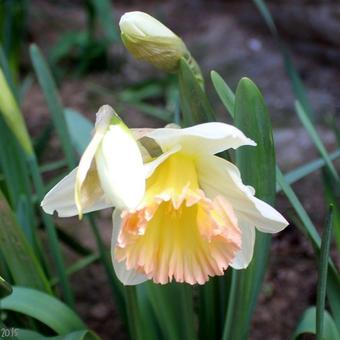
[119, 11, 189, 72]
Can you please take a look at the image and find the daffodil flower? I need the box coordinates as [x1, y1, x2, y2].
[113, 123, 289, 285]
[41, 112, 288, 286]
[41, 105, 145, 218]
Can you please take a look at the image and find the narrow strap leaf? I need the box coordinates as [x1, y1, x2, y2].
[316, 206, 333, 340]
[178, 57, 215, 126]
[30, 44, 76, 168]
[277, 168, 340, 330]
[0, 188, 51, 293]
[0, 275, 12, 298]
[295, 101, 339, 182]
[0, 286, 86, 334]
[277, 149, 340, 192]
[293, 307, 340, 340]
[225, 77, 276, 340]
[210, 70, 235, 119]
[15, 329, 100, 340]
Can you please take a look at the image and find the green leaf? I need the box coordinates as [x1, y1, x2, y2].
[136, 286, 160, 340]
[0, 0, 27, 80]
[198, 277, 225, 340]
[27, 154, 74, 306]
[0, 67, 33, 155]
[234, 78, 276, 200]
[322, 169, 340, 252]
[0, 45, 18, 101]
[30, 44, 76, 168]
[0, 188, 51, 293]
[0, 286, 86, 334]
[39, 159, 68, 173]
[49, 31, 87, 69]
[210, 70, 235, 119]
[33, 120, 54, 160]
[124, 101, 173, 123]
[0, 116, 33, 210]
[16, 195, 35, 247]
[0, 53, 46, 269]
[15, 329, 100, 340]
[125, 286, 144, 340]
[295, 101, 339, 182]
[91, 0, 118, 43]
[277, 168, 320, 244]
[50, 254, 99, 286]
[277, 149, 340, 192]
[293, 307, 340, 340]
[138, 282, 197, 340]
[56, 227, 92, 257]
[178, 58, 215, 126]
[276, 168, 340, 331]
[118, 81, 164, 102]
[0, 275, 12, 298]
[65, 108, 93, 154]
[316, 207, 333, 340]
[224, 77, 276, 340]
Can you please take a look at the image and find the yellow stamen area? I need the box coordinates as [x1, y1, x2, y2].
[115, 153, 241, 284]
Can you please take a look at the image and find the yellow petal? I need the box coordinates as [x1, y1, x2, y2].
[116, 195, 241, 285]
[111, 209, 148, 285]
[115, 151, 241, 284]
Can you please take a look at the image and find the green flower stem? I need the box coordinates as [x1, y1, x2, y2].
[179, 285, 197, 340]
[87, 214, 126, 323]
[125, 286, 142, 340]
[222, 269, 238, 340]
[27, 154, 74, 307]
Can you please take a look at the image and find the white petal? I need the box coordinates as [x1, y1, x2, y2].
[41, 168, 113, 217]
[197, 155, 289, 233]
[144, 144, 181, 179]
[146, 122, 256, 156]
[75, 105, 113, 215]
[95, 123, 145, 210]
[230, 218, 255, 269]
[111, 209, 148, 285]
[245, 196, 289, 233]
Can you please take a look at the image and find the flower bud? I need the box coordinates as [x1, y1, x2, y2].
[119, 11, 189, 73]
